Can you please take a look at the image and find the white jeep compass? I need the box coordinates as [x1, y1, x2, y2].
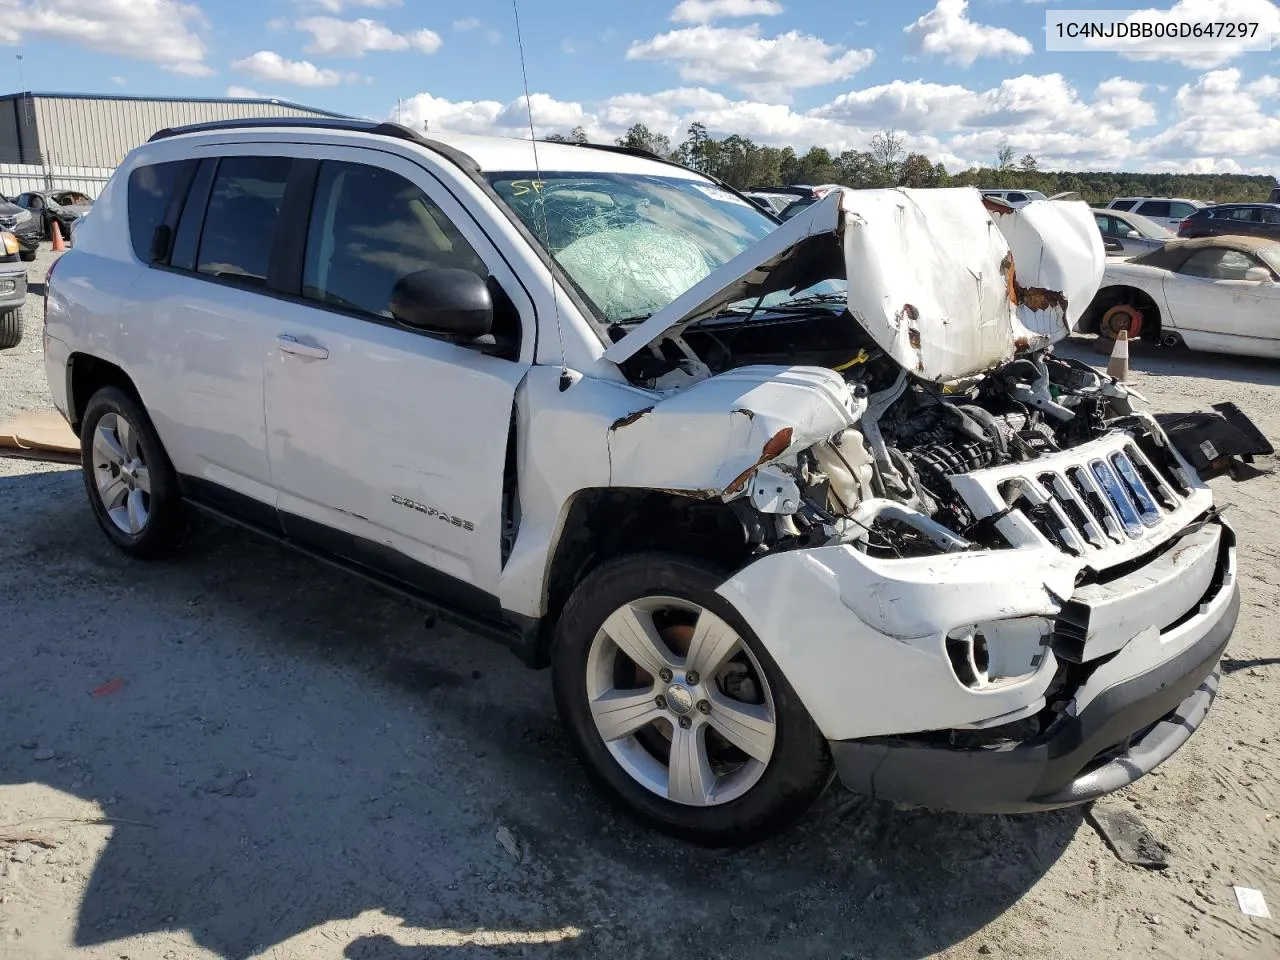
[43, 118, 1265, 845]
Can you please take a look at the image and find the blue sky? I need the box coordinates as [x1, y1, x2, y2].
[2, 0, 1280, 172]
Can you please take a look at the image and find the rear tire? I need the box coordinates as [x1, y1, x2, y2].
[1161, 331, 1185, 349]
[0, 308, 21, 349]
[80, 386, 186, 559]
[552, 552, 831, 846]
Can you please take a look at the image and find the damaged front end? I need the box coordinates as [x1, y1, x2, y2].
[602, 187, 1269, 813]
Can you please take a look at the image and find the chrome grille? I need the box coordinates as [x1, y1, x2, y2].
[0, 215, 16, 229]
[999, 441, 1182, 554]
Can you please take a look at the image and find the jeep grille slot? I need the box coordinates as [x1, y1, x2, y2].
[974, 440, 1185, 556]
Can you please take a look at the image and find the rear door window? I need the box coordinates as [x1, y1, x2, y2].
[127, 159, 197, 263]
[195, 156, 292, 287]
[1137, 201, 1172, 219]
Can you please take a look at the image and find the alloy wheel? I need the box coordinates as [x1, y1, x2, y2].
[90, 412, 151, 536]
[585, 596, 777, 806]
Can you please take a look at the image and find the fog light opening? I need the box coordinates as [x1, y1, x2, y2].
[946, 628, 989, 689]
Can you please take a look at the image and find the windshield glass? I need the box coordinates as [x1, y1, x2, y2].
[1123, 212, 1174, 239]
[487, 171, 777, 324]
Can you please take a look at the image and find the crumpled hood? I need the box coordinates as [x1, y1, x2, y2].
[603, 187, 1105, 383]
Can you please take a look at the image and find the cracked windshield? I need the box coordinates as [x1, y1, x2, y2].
[488, 172, 839, 326]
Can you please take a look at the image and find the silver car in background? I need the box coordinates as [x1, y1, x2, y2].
[1093, 208, 1174, 258]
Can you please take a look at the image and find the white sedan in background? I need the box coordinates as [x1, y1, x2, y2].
[1079, 235, 1280, 358]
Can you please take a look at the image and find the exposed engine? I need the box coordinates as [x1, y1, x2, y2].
[778, 347, 1150, 557]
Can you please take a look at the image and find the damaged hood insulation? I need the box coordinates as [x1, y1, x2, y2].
[604, 187, 1106, 383]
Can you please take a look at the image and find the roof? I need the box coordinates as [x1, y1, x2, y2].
[0, 90, 347, 118]
[146, 116, 706, 179]
[1203, 201, 1280, 209]
[431, 133, 703, 177]
[1129, 234, 1280, 270]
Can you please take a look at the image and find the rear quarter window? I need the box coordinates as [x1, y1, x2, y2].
[1110, 199, 1137, 211]
[127, 160, 196, 263]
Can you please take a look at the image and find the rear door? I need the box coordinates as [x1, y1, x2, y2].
[1134, 200, 1173, 228]
[260, 145, 534, 609]
[121, 149, 295, 524]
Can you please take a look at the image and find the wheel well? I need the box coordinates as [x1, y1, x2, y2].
[67, 354, 140, 435]
[538, 489, 754, 664]
[1082, 285, 1161, 341]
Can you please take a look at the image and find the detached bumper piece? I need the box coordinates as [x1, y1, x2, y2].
[1155, 403, 1273, 481]
[829, 526, 1238, 814]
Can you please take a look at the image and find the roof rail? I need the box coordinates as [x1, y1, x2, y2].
[145, 117, 482, 173]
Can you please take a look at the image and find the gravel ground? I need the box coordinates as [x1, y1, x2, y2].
[1, 246, 1277, 960]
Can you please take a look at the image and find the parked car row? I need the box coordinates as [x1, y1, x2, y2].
[0, 189, 91, 262]
[0, 228, 29, 348]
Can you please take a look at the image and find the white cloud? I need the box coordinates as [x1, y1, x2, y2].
[307, 0, 401, 11]
[395, 64, 1280, 176]
[453, 17, 480, 30]
[297, 16, 442, 56]
[0, 0, 212, 76]
[670, 0, 784, 23]
[110, 75, 126, 86]
[226, 85, 270, 99]
[904, 0, 1033, 67]
[626, 25, 875, 100]
[231, 50, 348, 87]
[1097, 0, 1280, 68]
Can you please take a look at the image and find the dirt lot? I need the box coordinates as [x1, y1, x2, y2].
[1, 246, 1277, 960]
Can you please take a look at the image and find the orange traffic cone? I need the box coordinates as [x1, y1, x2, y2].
[51, 220, 66, 252]
[1107, 329, 1130, 382]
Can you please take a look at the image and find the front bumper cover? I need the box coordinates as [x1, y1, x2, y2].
[828, 535, 1238, 814]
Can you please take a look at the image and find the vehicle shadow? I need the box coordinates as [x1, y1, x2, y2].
[1059, 335, 1280, 390]
[0, 466, 1080, 960]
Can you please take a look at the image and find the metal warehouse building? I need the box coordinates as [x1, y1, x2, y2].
[0, 92, 346, 198]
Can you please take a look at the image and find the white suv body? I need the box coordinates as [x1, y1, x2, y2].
[1107, 197, 1206, 230]
[44, 119, 1251, 843]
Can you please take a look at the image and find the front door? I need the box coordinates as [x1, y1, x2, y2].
[262, 147, 534, 609]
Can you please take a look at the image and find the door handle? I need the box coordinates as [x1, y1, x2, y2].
[277, 334, 329, 360]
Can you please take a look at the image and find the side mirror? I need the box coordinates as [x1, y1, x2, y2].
[1243, 266, 1272, 283]
[390, 268, 493, 339]
[1125, 229, 1142, 239]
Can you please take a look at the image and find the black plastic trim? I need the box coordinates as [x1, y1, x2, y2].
[181, 475, 282, 534]
[829, 577, 1238, 814]
[271, 157, 319, 297]
[169, 158, 216, 272]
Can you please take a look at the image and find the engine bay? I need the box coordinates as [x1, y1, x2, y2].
[619, 307, 1248, 560]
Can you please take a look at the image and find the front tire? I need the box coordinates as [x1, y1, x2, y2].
[0, 308, 21, 349]
[552, 553, 830, 846]
[80, 386, 185, 559]
[18, 248, 35, 262]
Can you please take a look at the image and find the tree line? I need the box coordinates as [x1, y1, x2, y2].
[544, 123, 1277, 205]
